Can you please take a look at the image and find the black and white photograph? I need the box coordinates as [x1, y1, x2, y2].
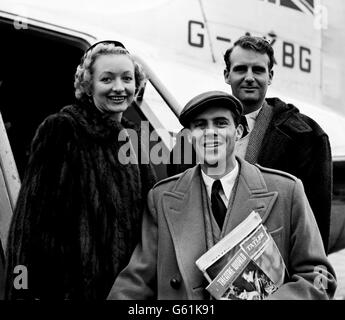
[0, 0, 344, 311]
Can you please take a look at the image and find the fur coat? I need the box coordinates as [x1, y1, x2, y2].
[167, 97, 332, 251]
[5, 100, 156, 300]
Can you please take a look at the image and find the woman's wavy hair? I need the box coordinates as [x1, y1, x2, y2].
[74, 41, 146, 101]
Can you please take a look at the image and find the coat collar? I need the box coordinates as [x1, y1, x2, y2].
[161, 157, 278, 298]
[223, 158, 278, 233]
[259, 98, 312, 165]
[61, 100, 138, 140]
[161, 167, 206, 299]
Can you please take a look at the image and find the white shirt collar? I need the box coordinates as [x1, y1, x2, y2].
[201, 161, 239, 204]
[245, 106, 262, 132]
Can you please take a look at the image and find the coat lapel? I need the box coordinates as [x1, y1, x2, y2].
[223, 158, 278, 235]
[162, 166, 207, 299]
[161, 160, 278, 298]
[245, 101, 273, 163]
[258, 100, 293, 166]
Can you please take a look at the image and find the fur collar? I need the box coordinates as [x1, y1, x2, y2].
[61, 100, 138, 140]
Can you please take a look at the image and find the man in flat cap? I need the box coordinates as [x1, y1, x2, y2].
[168, 36, 332, 254]
[108, 91, 336, 300]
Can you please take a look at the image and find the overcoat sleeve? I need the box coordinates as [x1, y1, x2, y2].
[107, 189, 158, 299]
[5, 114, 78, 299]
[298, 132, 332, 253]
[268, 179, 336, 300]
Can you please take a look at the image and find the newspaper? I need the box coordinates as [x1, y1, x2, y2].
[196, 211, 286, 300]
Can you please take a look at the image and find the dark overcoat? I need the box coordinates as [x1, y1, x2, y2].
[5, 101, 156, 300]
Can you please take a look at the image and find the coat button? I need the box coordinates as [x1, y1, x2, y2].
[170, 278, 181, 289]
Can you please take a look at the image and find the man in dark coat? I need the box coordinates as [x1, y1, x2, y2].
[168, 36, 332, 253]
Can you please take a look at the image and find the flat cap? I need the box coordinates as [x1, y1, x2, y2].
[179, 91, 243, 127]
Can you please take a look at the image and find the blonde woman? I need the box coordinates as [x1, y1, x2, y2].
[5, 41, 156, 300]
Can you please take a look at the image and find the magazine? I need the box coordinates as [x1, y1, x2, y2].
[196, 211, 286, 300]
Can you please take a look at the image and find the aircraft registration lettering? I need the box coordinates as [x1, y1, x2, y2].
[187, 20, 312, 73]
[282, 42, 311, 73]
[188, 20, 204, 48]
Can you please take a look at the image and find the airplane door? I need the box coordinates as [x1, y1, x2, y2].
[0, 111, 20, 255]
[0, 110, 19, 298]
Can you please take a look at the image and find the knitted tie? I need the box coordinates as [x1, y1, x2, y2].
[211, 180, 227, 229]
